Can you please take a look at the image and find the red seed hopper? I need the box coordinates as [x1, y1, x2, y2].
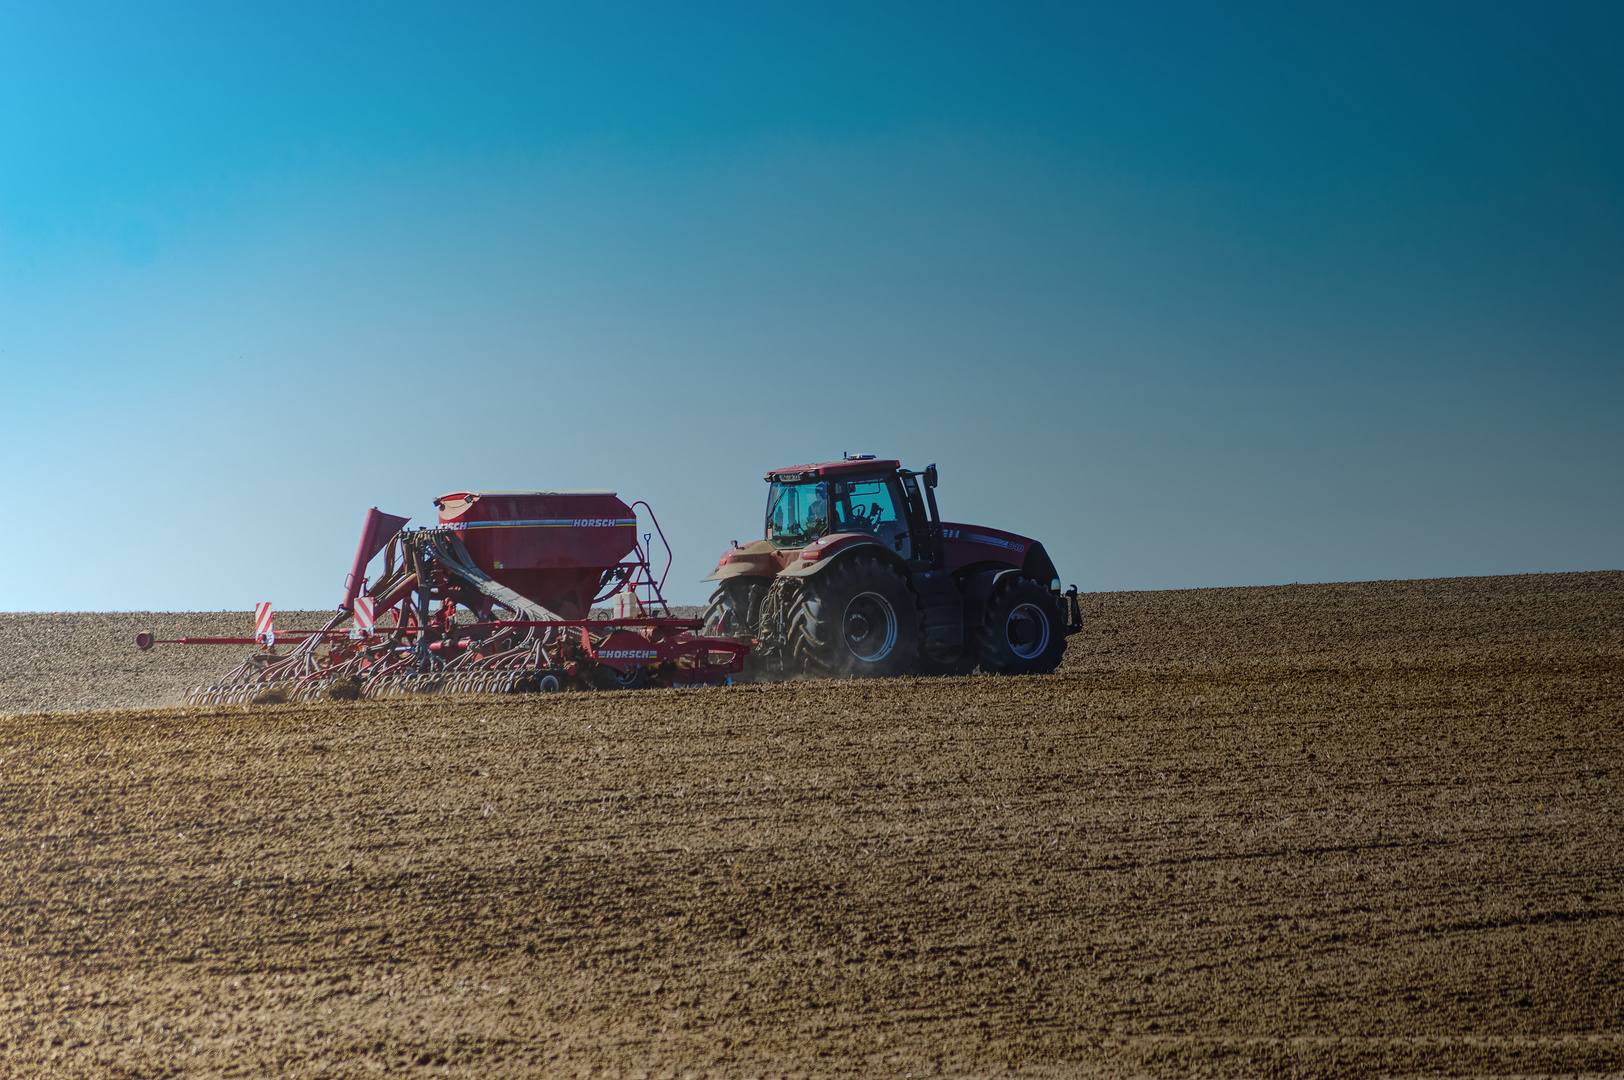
[139, 491, 748, 703]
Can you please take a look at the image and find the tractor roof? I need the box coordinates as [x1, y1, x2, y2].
[436, 490, 616, 502]
[765, 459, 901, 482]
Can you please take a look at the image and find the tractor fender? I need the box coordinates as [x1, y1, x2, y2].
[777, 533, 903, 579]
[962, 568, 1023, 628]
[1021, 542, 1061, 590]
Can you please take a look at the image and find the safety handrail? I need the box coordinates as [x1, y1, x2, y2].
[630, 500, 675, 594]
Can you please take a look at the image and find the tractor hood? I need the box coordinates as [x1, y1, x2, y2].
[939, 521, 1033, 568]
[701, 539, 793, 582]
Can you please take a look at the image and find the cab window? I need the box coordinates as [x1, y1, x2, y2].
[831, 478, 910, 557]
[766, 480, 830, 546]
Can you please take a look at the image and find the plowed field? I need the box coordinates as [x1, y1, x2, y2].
[2, 571, 1621, 1078]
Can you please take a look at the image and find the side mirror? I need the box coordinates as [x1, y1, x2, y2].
[923, 463, 938, 488]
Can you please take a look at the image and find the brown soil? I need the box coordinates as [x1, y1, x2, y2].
[1, 571, 1620, 1078]
[0, 611, 336, 717]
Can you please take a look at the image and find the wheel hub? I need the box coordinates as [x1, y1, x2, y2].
[843, 591, 899, 663]
[1005, 602, 1051, 660]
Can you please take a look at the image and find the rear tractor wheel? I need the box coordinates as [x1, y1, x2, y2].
[973, 576, 1067, 675]
[786, 555, 920, 679]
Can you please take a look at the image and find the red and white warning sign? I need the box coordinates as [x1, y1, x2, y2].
[254, 602, 275, 646]
[351, 595, 375, 639]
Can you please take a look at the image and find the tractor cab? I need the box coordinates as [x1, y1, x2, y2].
[766, 464, 920, 562]
[762, 456, 947, 570]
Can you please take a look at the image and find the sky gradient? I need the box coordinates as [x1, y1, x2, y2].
[2, 1, 1620, 609]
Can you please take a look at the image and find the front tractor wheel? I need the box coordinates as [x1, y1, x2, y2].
[786, 556, 920, 679]
[704, 578, 773, 682]
[974, 576, 1068, 675]
[702, 579, 761, 638]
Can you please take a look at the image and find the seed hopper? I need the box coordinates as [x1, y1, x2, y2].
[138, 492, 748, 703]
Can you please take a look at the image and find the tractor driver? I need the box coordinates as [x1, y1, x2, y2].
[805, 483, 830, 540]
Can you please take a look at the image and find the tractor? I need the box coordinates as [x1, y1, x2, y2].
[702, 456, 1081, 679]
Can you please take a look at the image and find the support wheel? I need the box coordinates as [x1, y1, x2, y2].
[589, 664, 650, 691]
[786, 555, 920, 678]
[973, 576, 1067, 675]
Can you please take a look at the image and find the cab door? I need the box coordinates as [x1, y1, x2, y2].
[896, 472, 932, 564]
[830, 475, 912, 559]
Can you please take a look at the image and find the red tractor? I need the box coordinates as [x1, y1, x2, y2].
[702, 456, 1082, 679]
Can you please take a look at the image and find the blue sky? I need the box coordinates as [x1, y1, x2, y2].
[1, 1, 1619, 609]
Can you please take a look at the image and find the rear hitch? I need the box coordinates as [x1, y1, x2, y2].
[1064, 585, 1083, 635]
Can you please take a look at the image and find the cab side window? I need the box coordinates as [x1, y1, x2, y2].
[832, 478, 910, 557]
